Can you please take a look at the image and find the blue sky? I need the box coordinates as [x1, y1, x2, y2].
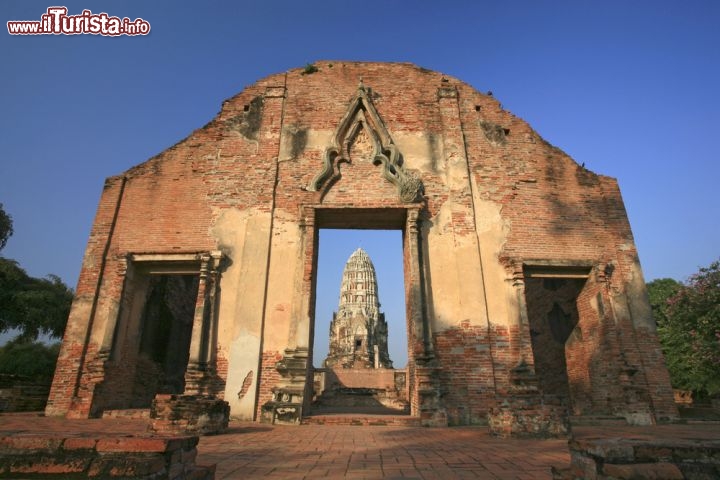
[1, 1, 718, 354]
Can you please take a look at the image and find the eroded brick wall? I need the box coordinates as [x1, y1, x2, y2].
[48, 61, 676, 424]
[255, 351, 283, 420]
[433, 322, 497, 425]
[325, 367, 397, 390]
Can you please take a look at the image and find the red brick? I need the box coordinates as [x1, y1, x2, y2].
[44, 62, 677, 427]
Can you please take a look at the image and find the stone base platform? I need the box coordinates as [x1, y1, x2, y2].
[150, 395, 229, 436]
[0, 413, 214, 479]
[4, 414, 720, 479]
[302, 412, 421, 426]
[102, 408, 151, 420]
[553, 424, 720, 480]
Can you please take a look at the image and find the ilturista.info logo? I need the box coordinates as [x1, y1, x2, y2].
[7, 7, 150, 36]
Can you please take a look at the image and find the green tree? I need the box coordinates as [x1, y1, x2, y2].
[0, 203, 12, 252]
[647, 278, 682, 325]
[0, 339, 60, 382]
[0, 259, 73, 341]
[651, 260, 720, 398]
[0, 203, 73, 342]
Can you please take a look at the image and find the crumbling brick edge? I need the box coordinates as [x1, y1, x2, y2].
[551, 435, 720, 479]
[0, 434, 215, 479]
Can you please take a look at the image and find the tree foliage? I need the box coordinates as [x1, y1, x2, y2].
[0, 339, 60, 382]
[647, 278, 682, 325]
[0, 203, 12, 252]
[0, 259, 73, 342]
[649, 260, 720, 398]
[0, 202, 73, 342]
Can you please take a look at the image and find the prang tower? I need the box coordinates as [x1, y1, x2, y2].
[324, 248, 392, 369]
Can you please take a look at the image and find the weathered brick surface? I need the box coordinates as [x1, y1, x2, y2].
[559, 432, 720, 480]
[0, 376, 50, 413]
[149, 394, 229, 436]
[46, 61, 677, 428]
[324, 367, 396, 390]
[255, 351, 283, 420]
[0, 433, 211, 479]
[433, 322, 497, 425]
[603, 462, 684, 479]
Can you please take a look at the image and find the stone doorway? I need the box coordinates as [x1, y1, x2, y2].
[310, 229, 409, 415]
[90, 254, 220, 415]
[522, 265, 600, 417]
[134, 274, 198, 401]
[286, 206, 431, 421]
[524, 276, 585, 408]
[103, 268, 200, 411]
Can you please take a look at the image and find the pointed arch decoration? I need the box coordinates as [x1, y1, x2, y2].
[307, 82, 424, 202]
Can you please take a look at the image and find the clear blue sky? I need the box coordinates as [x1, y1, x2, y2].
[2, 1, 718, 353]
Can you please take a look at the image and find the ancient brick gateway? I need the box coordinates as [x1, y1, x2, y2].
[45, 61, 677, 433]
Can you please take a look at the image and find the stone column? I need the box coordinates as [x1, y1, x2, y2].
[184, 251, 222, 395]
[187, 253, 210, 368]
[204, 252, 222, 371]
[509, 261, 537, 382]
[406, 207, 447, 426]
[99, 255, 129, 356]
[405, 207, 432, 358]
[292, 206, 317, 351]
[152, 252, 229, 433]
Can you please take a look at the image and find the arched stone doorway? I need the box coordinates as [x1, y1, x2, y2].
[260, 206, 443, 424]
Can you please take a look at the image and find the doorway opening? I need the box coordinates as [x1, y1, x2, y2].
[523, 266, 590, 412]
[98, 260, 202, 412]
[310, 228, 409, 415]
[134, 274, 198, 401]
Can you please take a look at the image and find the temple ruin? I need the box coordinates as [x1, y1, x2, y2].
[45, 61, 678, 433]
[311, 248, 408, 415]
[324, 248, 392, 370]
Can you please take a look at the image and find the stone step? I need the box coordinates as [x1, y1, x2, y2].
[314, 388, 409, 410]
[314, 397, 408, 409]
[311, 402, 409, 416]
[302, 414, 421, 427]
[568, 415, 629, 426]
[101, 408, 151, 419]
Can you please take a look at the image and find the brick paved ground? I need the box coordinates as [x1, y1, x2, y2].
[197, 422, 570, 480]
[0, 412, 149, 436]
[2, 414, 719, 480]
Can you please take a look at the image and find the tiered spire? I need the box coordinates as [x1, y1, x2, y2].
[325, 248, 392, 369]
[337, 248, 380, 318]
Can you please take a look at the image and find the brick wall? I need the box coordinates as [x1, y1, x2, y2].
[47, 61, 676, 425]
[0, 434, 213, 479]
[325, 367, 397, 390]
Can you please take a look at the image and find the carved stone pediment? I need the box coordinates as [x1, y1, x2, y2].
[308, 82, 424, 203]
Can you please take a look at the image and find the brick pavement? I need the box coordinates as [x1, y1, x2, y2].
[196, 422, 570, 479]
[0, 412, 149, 437]
[3, 414, 719, 479]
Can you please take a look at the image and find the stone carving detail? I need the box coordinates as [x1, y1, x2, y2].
[308, 82, 424, 202]
[260, 347, 308, 424]
[397, 169, 424, 203]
